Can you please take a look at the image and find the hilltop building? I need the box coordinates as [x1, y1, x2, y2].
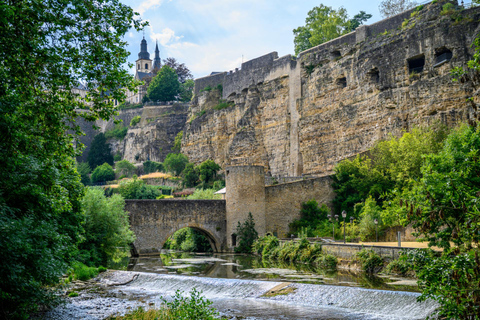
[125, 38, 162, 104]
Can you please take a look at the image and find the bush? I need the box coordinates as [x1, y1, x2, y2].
[78, 188, 135, 266]
[71, 261, 99, 281]
[143, 160, 164, 174]
[213, 100, 234, 110]
[385, 258, 412, 276]
[91, 163, 115, 183]
[114, 153, 122, 161]
[186, 189, 221, 200]
[130, 115, 141, 127]
[355, 249, 384, 273]
[164, 153, 189, 176]
[234, 213, 258, 253]
[115, 159, 136, 178]
[68, 292, 79, 297]
[289, 199, 330, 236]
[182, 163, 199, 187]
[77, 162, 91, 185]
[166, 228, 212, 252]
[105, 123, 128, 140]
[117, 176, 162, 199]
[316, 254, 338, 270]
[88, 133, 114, 169]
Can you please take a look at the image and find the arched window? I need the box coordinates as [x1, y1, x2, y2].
[145, 63, 148, 69]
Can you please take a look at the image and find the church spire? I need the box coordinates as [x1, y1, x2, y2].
[153, 40, 161, 70]
[138, 36, 150, 60]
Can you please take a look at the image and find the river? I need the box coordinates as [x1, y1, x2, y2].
[40, 251, 438, 320]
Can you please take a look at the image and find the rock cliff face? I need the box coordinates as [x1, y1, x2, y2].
[77, 103, 187, 164]
[183, 1, 480, 177]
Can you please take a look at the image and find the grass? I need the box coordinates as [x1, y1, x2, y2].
[213, 100, 234, 110]
[139, 172, 172, 179]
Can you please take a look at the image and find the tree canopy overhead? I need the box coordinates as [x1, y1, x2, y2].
[0, 0, 145, 317]
[293, 4, 372, 55]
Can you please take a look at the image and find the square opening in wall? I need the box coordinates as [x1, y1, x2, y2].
[408, 55, 425, 74]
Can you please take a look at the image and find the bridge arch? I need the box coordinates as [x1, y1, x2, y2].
[126, 199, 227, 255]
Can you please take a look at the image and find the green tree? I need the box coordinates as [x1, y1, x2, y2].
[235, 213, 258, 254]
[91, 163, 115, 183]
[88, 133, 114, 169]
[172, 130, 183, 153]
[164, 153, 189, 176]
[293, 4, 350, 55]
[347, 11, 372, 31]
[289, 200, 330, 236]
[147, 65, 180, 102]
[78, 188, 135, 267]
[77, 162, 92, 185]
[115, 159, 136, 178]
[143, 160, 164, 174]
[179, 79, 195, 102]
[183, 163, 199, 187]
[197, 159, 221, 184]
[0, 0, 144, 317]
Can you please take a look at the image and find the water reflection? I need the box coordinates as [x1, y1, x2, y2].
[115, 251, 418, 293]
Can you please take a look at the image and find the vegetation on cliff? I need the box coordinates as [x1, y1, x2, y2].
[147, 65, 181, 102]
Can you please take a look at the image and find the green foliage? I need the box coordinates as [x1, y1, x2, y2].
[212, 180, 225, 191]
[114, 153, 122, 162]
[165, 228, 213, 253]
[0, 0, 145, 316]
[199, 85, 212, 93]
[316, 254, 338, 270]
[117, 176, 162, 199]
[115, 160, 136, 178]
[183, 163, 200, 188]
[293, 4, 351, 55]
[68, 292, 79, 298]
[77, 162, 92, 185]
[164, 153, 189, 176]
[143, 160, 164, 174]
[235, 213, 258, 253]
[105, 123, 128, 140]
[253, 235, 280, 256]
[161, 289, 218, 320]
[172, 131, 183, 153]
[355, 249, 384, 273]
[179, 79, 194, 102]
[147, 65, 181, 102]
[404, 248, 480, 319]
[347, 11, 372, 31]
[406, 124, 480, 250]
[197, 159, 221, 184]
[78, 188, 135, 266]
[385, 255, 412, 276]
[441, 2, 455, 15]
[289, 200, 330, 236]
[130, 115, 141, 127]
[91, 163, 115, 183]
[357, 196, 382, 241]
[213, 100, 234, 110]
[88, 133, 114, 169]
[71, 261, 99, 281]
[186, 189, 222, 200]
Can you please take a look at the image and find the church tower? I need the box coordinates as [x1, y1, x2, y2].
[136, 37, 152, 73]
[153, 40, 161, 72]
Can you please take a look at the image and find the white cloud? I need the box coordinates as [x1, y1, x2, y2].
[136, 0, 164, 15]
[149, 27, 182, 46]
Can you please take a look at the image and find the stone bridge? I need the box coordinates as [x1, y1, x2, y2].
[125, 199, 227, 254]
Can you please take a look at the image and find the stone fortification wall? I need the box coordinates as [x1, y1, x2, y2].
[126, 199, 227, 254]
[264, 176, 335, 238]
[322, 243, 416, 260]
[184, 1, 480, 176]
[193, 72, 226, 96]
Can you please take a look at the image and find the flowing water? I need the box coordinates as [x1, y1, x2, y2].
[41, 252, 438, 319]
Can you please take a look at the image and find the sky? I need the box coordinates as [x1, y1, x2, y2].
[119, 0, 469, 79]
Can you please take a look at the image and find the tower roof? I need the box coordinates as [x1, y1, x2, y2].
[138, 37, 150, 60]
[153, 40, 161, 70]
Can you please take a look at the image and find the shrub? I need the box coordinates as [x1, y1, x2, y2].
[118, 176, 162, 199]
[199, 85, 212, 92]
[213, 100, 234, 110]
[164, 153, 189, 176]
[105, 123, 128, 140]
[77, 162, 91, 185]
[289, 199, 330, 236]
[167, 228, 212, 253]
[441, 3, 455, 15]
[71, 261, 99, 281]
[91, 163, 115, 183]
[356, 249, 384, 273]
[68, 292, 79, 297]
[130, 115, 141, 127]
[115, 159, 136, 178]
[114, 153, 122, 161]
[78, 188, 135, 266]
[186, 189, 221, 200]
[385, 258, 412, 276]
[117, 102, 143, 110]
[197, 160, 221, 184]
[143, 160, 164, 174]
[316, 254, 338, 270]
[235, 213, 258, 253]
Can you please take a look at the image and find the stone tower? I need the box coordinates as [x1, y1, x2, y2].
[225, 165, 266, 249]
[136, 37, 152, 73]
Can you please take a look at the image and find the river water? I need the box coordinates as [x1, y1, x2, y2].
[41, 251, 438, 320]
